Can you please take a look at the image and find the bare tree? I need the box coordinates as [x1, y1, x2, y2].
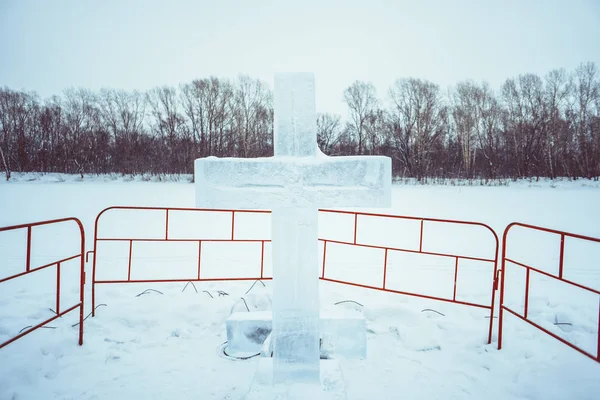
[502, 74, 548, 177]
[542, 69, 572, 178]
[0, 66, 598, 180]
[473, 83, 504, 179]
[388, 78, 448, 180]
[98, 88, 146, 173]
[316, 113, 341, 154]
[234, 75, 272, 157]
[452, 82, 478, 178]
[344, 81, 378, 155]
[146, 86, 186, 173]
[570, 62, 600, 178]
[0, 88, 41, 176]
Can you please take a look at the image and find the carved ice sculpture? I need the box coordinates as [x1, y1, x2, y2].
[195, 73, 391, 383]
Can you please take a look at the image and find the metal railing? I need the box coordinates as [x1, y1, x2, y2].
[0, 218, 85, 349]
[90, 206, 272, 315]
[89, 206, 500, 345]
[319, 210, 500, 344]
[498, 222, 600, 363]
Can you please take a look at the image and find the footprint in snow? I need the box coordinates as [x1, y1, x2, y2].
[105, 353, 121, 363]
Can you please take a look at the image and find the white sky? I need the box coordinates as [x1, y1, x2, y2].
[1, 0, 599, 117]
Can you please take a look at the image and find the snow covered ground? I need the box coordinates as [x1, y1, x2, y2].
[0, 175, 599, 400]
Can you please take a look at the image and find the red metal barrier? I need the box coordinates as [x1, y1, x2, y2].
[0, 218, 85, 349]
[90, 206, 272, 315]
[319, 210, 500, 344]
[498, 222, 600, 363]
[90, 207, 500, 345]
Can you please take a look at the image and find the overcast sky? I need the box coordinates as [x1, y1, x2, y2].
[1, 0, 599, 117]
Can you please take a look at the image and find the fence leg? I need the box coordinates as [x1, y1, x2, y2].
[487, 269, 500, 345]
[321, 241, 327, 279]
[56, 262, 61, 314]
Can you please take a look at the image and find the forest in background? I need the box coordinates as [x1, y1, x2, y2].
[1, 62, 599, 181]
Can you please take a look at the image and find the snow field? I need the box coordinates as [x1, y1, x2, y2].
[0, 180, 599, 399]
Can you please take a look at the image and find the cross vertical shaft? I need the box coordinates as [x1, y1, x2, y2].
[271, 207, 320, 382]
[271, 73, 320, 382]
[194, 72, 391, 387]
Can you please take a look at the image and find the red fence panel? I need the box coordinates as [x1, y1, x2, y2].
[90, 206, 272, 315]
[0, 218, 85, 349]
[319, 210, 500, 344]
[498, 222, 600, 363]
[90, 206, 500, 345]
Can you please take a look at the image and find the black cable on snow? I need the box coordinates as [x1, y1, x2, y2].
[135, 289, 163, 297]
[72, 304, 107, 327]
[18, 325, 57, 334]
[334, 300, 364, 307]
[182, 281, 198, 293]
[240, 297, 250, 312]
[245, 280, 266, 295]
[219, 341, 260, 360]
[421, 308, 445, 316]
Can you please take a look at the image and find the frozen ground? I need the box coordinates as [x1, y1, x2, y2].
[0, 175, 599, 399]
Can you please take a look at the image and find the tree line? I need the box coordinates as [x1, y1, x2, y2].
[1, 63, 599, 181]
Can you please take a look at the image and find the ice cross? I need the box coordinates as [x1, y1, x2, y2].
[195, 73, 390, 383]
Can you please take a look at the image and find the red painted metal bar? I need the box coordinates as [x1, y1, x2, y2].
[95, 277, 272, 284]
[26, 226, 31, 272]
[321, 240, 327, 279]
[524, 268, 530, 319]
[96, 238, 267, 243]
[453, 257, 459, 301]
[558, 234, 565, 279]
[0, 217, 85, 350]
[89, 204, 499, 350]
[498, 222, 600, 363]
[260, 241, 265, 279]
[78, 230, 85, 346]
[503, 307, 598, 363]
[320, 239, 494, 263]
[2, 262, 56, 287]
[165, 209, 169, 240]
[597, 298, 600, 361]
[321, 245, 490, 309]
[498, 228, 509, 350]
[93, 205, 270, 214]
[77, 219, 86, 346]
[319, 208, 423, 221]
[318, 210, 500, 345]
[92, 212, 99, 316]
[90, 206, 274, 312]
[38, 255, 81, 271]
[0, 254, 80, 284]
[56, 262, 61, 314]
[127, 240, 133, 281]
[231, 211, 235, 241]
[353, 214, 358, 244]
[90, 203, 274, 314]
[487, 268, 500, 344]
[321, 277, 490, 309]
[0, 303, 81, 350]
[419, 219, 424, 252]
[382, 248, 388, 289]
[505, 258, 600, 295]
[197, 241, 202, 280]
[506, 221, 600, 242]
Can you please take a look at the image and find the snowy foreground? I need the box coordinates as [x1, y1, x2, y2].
[1, 176, 599, 399]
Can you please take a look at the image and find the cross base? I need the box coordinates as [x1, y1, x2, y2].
[225, 310, 367, 359]
[244, 358, 347, 400]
